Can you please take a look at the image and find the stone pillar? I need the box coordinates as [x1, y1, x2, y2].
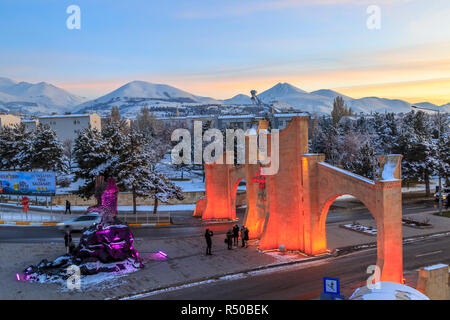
[374, 180, 403, 283]
[301, 154, 327, 255]
[416, 264, 449, 300]
[202, 161, 233, 220]
[258, 117, 309, 251]
[193, 198, 206, 217]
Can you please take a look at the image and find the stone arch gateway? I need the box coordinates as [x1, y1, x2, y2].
[194, 116, 404, 283]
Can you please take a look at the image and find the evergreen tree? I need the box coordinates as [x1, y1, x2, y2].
[345, 141, 378, 179]
[13, 124, 35, 171]
[0, 126, 17, 170]
[394, 111, 438, 195]
[31, 124, 67, 172]
[73, 128, 108, 200]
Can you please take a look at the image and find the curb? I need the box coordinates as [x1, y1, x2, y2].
[0, 221, 170, 227]
[128, 222, 171, 227]
[0, 221, 58, 226]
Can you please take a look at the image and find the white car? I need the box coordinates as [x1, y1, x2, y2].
[57, 213, 102, 231]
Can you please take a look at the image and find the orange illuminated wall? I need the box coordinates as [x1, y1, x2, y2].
[195, 117, 404, 283]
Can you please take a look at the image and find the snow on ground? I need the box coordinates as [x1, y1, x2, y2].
[423, 264, 449, 271]
[341, 223, 377, 235]
[25, 259, 141, 292]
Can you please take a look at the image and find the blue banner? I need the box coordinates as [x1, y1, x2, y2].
[0, 171, 56, 196]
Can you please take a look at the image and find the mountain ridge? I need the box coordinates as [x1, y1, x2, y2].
[1, 77, 448, 116]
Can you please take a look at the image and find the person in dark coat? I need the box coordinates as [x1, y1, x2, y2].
[226, 229, 233, 250]
[240, 226, 246, 248]
[244, 226, 249, 248]
[232, 224, 239, 246]
[64, 229, 72, 254]
[205, 229, 213, 255]
[65, 200, 71, 215]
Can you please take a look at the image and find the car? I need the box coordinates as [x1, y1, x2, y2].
[434, 187, 449, 206]
[57, 213, 102, 231]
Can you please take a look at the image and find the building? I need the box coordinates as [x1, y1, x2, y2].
[21, 118, 39, 131]
[154, 112, 312, 132]
[272, 112, 309, 130]
[0, 114, 21, 129]
[37, 113, 101, 142]
[215, 114, 255, 130]
[156, 115, 215, 131]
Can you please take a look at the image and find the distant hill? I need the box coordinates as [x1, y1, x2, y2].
[3, 76, 448, 116]
[0, 77, 87, 115]
[75, 80, 222, 117]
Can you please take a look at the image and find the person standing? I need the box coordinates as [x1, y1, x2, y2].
[205, 229, 213, 255]
[240, 226, 246, 248]
[244, 226, 249, 248]
[65, 200, 71, 215]
[226, 229, 233, 250]
[64, 229, 72, 254]
[232, 224, 239, 246]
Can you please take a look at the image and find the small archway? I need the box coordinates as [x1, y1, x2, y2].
[231, 178, 246, 222]
[319, 193, 378, 250]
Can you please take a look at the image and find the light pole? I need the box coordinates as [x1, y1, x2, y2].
[411, 105, 443, 216]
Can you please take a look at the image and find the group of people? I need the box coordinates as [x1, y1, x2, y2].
[204, 224, 249, 255]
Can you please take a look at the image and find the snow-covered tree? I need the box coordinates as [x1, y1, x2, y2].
[115, 129, 183, 214]
[73, 128, 108, 200]
[31, 124, 67, 173]
[73, 120, 184, 211]
[394, 111, 438, 195]
[0, 126, 18, 170]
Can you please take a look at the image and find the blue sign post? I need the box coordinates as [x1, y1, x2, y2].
[0, 171, 56, 196]
[320, 277, 345, 300]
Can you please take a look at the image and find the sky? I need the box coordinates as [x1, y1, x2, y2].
[0, 0, 449, 104]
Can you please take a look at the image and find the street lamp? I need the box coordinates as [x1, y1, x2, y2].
[411, 105, 443, 216]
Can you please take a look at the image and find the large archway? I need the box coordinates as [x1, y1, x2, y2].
[196, 117, 404, 283]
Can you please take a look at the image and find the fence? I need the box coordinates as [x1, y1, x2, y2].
[0, 204, 170, 225]
[0, 205, 61, 222]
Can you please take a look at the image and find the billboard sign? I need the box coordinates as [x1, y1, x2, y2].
[0, 171, 56, 196]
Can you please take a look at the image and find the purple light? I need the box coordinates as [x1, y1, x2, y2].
[158, 251, 168, 257]
[16, 273, 20, 281]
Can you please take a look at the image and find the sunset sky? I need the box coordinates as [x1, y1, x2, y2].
[1, 0, 449, 104]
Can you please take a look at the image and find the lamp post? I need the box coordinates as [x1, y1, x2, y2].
[411, 105, 443, 216]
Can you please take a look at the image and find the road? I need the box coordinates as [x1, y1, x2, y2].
[0, 203, 438, 243]
[137, 235, 450, 300]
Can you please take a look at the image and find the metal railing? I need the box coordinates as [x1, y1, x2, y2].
[117, 211, 171, 224]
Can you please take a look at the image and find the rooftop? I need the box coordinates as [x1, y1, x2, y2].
[38, 113, 96, 119]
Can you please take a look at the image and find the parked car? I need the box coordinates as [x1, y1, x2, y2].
[434, 187, 449, 206]
[57, 213, 102, 231]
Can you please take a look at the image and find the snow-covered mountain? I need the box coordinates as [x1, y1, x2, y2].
[228, 82, 417, 114]
[441, 103, 450, 112]
[75, 80, 222, 116]
[4, 76, 447, 117]
[223, 94, 252, 105]
[0, 77, 87, 115]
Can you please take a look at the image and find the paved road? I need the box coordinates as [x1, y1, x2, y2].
[0, 203, 438, 243]
[137, 235, 450, 300]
